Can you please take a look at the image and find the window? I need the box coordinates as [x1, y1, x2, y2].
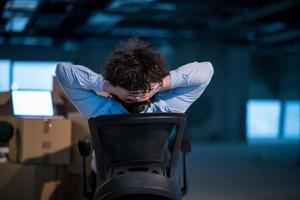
[0, 60, 10, 92]
[247, 99, 300, 141]
[283, 101, 300, 140]
[12, 61, 58, 90]
[246, 100, 281, 140]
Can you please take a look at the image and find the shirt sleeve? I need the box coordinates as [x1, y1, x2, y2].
[55, 62, 113, 119]
[155, 61, 214, 113]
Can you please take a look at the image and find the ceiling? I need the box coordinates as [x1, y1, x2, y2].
[0, 0, 299, 46]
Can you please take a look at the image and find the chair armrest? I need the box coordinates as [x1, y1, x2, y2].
[77, 139, 91, 157]
[181, 138, 191, 154]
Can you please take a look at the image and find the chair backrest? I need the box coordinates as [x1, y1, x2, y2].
[88, 113, 186, 186]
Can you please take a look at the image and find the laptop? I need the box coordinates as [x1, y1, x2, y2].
[12, 90, 54, 118]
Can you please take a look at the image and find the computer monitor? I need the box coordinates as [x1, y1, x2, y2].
[12, 90, 54, 117]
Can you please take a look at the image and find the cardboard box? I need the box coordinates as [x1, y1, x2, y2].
[53, 77, 64, 105]
[66, 113, 91, 174]
[0, 162, 66, 200]
[0, 92, 11, 106]
[9, 118, 72, 165]
[0, 92, 12, 115]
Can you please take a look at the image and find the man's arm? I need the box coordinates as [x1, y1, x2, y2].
[56, 63, 143, 118]
[55, 62, 114, 119]
[156, 61, 214, 112]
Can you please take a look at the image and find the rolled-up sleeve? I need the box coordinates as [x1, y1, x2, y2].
[56, 62, 105, 91]
[55, 62, 112, 119]
[156, 61, 214, 113]
[169, 61, 214, 89]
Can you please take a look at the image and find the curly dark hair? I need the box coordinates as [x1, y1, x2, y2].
[103, 37, 169, 113]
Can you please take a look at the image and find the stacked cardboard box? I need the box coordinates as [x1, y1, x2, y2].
[0, 92, 12, 115]
[0, 91, 73, 200]
[0, 162, 66, 200]
[9, 118, 72, 165]
[0, 92, 72, 165]
[0, 77, 94, 199]
[52, 77, 64, 106]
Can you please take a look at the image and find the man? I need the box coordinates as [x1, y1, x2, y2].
[56, 37, 214, 173]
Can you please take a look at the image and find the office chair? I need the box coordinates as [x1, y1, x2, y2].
[77, 113, 191, 200]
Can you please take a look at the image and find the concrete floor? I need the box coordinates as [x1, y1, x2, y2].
[183, 143, 300, 200]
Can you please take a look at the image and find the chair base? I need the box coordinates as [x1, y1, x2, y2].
[111, 194, 171, 200]
[93, 173, 182, 200]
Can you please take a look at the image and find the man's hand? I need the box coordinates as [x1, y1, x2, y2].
[130, 83, 161, 102]
[102, 75, 171, 103]
[131, 75, 171, 102]
[102, 81, 139, 103]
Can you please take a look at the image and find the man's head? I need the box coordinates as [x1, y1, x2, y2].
[103, 37, 169, 113]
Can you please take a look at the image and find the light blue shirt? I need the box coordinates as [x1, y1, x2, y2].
[55, 61, 214, 171]
[56, 61, 214, 118]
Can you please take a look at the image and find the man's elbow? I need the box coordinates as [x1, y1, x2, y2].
[195, 61, 214, 84]
[55, 62, 68, 85]
[203, 61, 214, 79]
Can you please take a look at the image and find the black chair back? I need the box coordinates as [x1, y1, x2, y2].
[88, 113, 187, 200]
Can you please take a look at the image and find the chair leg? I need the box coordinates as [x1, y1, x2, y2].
[82, 156, 93, 199]
[77, 139, 93, 199]
[180, 138, 191, 196]
[89, 170, 97, 194]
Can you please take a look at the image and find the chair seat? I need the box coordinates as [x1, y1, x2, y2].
[93, 173, 182, 200]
